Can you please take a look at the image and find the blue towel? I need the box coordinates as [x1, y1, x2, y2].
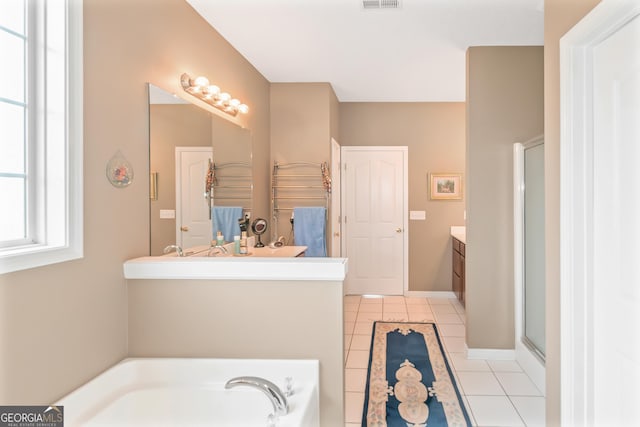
[212, 206, 243, 243]
[293, 207, 327, 257]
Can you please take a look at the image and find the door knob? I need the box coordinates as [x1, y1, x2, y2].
[333, 232, 340, 237]
[396, 227, 403, 233]
[180, 226, 189, 232]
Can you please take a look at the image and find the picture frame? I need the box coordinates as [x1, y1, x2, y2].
[429, 173, 463, 200]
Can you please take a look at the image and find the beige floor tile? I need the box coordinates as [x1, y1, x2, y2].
[383, 303, 406, 312]
[344, 295, 361, 303]
[438, 323, 466, 337]
[428, 297, 454, 305]
[405, 297, 428, 305]
[350, 334, 373, 351]
[383, 312, 408, 321]
[344, 303, 360, 312]
[383, 296, 406, 304]
[346, 350, 370, 369]
[344, 321, 355, 334]
[359, 297, 383, 305]
[344, 311, 357, 322]
[344, 392, 365, 423]
[344, 334, 352, 349]
[434, 312, 463, 324]
[353, 321, 374, 335]
[345, 368, 368, 392]
[357, 312, 383, 322]
[358, 304, 383, 313]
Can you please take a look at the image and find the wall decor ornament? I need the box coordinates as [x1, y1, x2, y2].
[106, 151, 134, 188]
[429, 173, 463, 200]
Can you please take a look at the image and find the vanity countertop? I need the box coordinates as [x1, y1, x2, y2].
[450, 226, 466, 244]
[124, 255, 347, 281]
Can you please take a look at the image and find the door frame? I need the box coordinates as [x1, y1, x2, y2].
[560, 1, 640, 424]
[330, 138, 342, 257]
[340, 146, 409, 295]
[175, 146, 213, 247]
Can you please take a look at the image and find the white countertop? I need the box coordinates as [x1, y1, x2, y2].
[124, 256, 348, 281]
[450, 226, 466, 244]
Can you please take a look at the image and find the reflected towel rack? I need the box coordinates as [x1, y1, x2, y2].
[271, 161, 331, 240]
[211, 161, 253, 214]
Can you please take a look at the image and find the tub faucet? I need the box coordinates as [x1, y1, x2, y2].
[163, 245, 184, 257]
[225, 376, 289, 417]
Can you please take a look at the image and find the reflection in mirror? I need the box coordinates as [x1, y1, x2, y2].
[148, 84, 252, 256]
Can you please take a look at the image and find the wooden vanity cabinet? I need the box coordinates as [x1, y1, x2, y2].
[452, 237, 465, 306]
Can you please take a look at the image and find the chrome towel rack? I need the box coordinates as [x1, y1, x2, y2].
[271, 161, 331, 240]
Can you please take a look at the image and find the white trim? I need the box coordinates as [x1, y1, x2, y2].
[404, 291, 456, 299]
[0, 0, 83, 274]
[467, 348, 515, 361]
[513, 137, 546, 395]
[560, 1, 640, 425]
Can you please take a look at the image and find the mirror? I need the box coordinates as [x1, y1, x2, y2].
[148, 84, 252, 256]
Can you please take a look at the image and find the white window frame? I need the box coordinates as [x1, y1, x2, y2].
[0, 0, 83, 274]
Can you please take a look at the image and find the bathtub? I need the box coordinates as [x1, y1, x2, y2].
[56, 358, 319, 426]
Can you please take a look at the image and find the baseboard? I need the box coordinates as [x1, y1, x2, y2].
[467, 348, 516, 360]
[404, 291, 456, 299]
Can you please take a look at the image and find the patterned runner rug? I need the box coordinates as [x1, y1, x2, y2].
[362, 322, 472, 427]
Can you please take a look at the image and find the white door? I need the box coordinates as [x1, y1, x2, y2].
[592, 12, 640, 425]
[175, 147, 213, 249]
[330, 138, 341, 257]
[561, 3, 640, 425]
[341, 147, 408, 295]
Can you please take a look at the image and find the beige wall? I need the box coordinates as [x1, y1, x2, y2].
[128, 278, 344, 427]
[544, 0, 600, 424]
[0, 0, 270, 404]
[465, 47, 544, 350]
[270, 83, 336, 244]
[339, 103, 466, 291]
[150, 104, 212, 255]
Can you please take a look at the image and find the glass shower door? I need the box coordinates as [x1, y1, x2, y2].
[523, 142, 545, 359]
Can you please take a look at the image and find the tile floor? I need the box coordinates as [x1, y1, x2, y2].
[344, 295, 545, 427]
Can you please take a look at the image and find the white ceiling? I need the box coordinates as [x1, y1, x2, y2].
[186, 0, 544, 102]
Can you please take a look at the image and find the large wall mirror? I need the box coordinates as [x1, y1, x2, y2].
[148, 84, 252, 255]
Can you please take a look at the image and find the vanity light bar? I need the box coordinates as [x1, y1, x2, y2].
[180, 73, 249, 117]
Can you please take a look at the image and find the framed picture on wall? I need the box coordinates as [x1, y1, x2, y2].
[429, 173, 463, 200]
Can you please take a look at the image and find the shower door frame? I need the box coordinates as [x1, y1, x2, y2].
[513, 136, 546, 394]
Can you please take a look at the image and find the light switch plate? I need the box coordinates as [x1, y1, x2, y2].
[410, 210, 426, 220]
[159, 209, 175, 219]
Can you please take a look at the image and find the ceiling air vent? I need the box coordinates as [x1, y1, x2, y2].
[363, 0, 401, 10]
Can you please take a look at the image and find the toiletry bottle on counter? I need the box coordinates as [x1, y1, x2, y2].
[234, 235, 240, 254]
[240, 231, 248, 255]
[216, 231, 224, 246]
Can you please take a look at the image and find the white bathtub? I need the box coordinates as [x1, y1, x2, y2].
[56, 358, 319, 427]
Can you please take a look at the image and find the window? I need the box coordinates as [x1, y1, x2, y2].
[0, 0, 83, 274]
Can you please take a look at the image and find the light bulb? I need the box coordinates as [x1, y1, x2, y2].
[206, 85, 220, 96]
[229, 98, 241, 107]
[193, 76, 209, 87]
[219, 92, 231, 102]
[238, 104, 249, 114]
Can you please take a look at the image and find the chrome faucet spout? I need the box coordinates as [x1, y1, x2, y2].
[163, 245, 184, 257]
[208, 245, 228, 256]
[225, 376, 289, 416]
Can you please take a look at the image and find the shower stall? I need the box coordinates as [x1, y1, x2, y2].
[514, 135, 546, 392]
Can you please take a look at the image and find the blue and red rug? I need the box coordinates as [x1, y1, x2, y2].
[362, 322, 472, 427]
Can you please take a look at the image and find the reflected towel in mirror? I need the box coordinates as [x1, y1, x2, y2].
[212, 206, 243, 242]
[293, 207, 327, 257]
